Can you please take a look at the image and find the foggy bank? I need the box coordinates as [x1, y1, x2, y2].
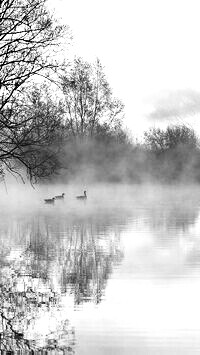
[28, 124, 199, 185]
[47, 139, 200, 185]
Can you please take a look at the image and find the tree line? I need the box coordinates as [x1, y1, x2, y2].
[1, 0, 200, 184]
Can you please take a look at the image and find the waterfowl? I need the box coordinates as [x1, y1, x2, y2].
[55, 193, 65, 199]
[44, 197, 55, 204]
[76, 190, 87, 200]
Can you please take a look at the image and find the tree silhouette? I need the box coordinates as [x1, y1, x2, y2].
[0, 0, 69, 180]
[60, 58, 124, 138]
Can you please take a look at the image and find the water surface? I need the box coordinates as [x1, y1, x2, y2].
[1, 184, 200, 354]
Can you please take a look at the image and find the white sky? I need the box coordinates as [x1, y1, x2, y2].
[48, 0, 200, 138]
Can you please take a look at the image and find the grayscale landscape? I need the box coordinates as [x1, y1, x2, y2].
[1, 0, 200, 354]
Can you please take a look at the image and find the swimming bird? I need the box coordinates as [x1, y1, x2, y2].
[76, 190, 87, 200]
[55, 193, 65, 200]
[44, 197, 55, 204]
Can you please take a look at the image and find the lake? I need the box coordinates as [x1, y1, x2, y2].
[1, 184, 200, 354]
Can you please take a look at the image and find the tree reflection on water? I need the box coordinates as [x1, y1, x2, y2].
[62, 223, 123, 305]
[0, 206, 126, 352]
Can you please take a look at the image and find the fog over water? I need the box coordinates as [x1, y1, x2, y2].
[1, 183, 200, 354]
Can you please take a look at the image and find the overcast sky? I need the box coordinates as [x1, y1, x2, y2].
[48, 0, 200, 138]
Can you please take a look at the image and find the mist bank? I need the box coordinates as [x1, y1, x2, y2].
[42, 124, 200, 185]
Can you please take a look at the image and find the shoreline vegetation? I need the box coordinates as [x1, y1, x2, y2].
[1, 0, 200, 185]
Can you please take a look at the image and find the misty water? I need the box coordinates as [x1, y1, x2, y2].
[1, 184, 200, 354]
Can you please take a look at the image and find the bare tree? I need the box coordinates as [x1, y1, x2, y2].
[0, 0, 67, 111]
[144, 125, 198, 153]
[0, 0, 69, 180]
[60, 58, 124, 138]
[143, 125, 200, 182]
[0, 84, 66, 181]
